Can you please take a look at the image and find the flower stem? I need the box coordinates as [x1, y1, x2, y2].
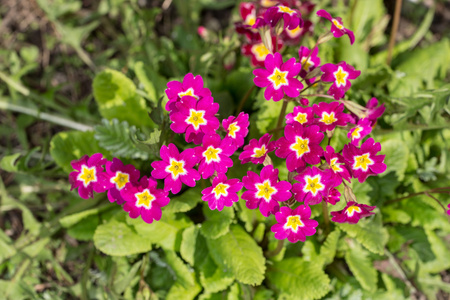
[384, 187, 450, 205]
[275, 99, 288, 139]
[322, 201, 330, 235]
[265, 239, 285, 257]
[387, 0, 403, 65]
[236, 85, 255, 114]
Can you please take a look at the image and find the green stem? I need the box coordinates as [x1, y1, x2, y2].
[322, 201, 330, 235]
[387, 0, 403, 65]
[265, 239, 284, 257]
[275, 100, 288, 139]
[384, 187, 450, 205]
[236, 85, 255, 114]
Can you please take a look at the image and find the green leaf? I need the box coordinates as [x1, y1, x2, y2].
[50, 130, 109, 173]
[206, 225, 265, 286]
[180, 225, 209, 267]
[67, 214, 99, 241]
[422, 229, 450, 273]
[199, 256, 235, 293]
[345, 243, 378, 292]
[0, 153, 21, 172]
[0, 230, 16, 263]
[201, 204, 234, 239]
[166, 266, 201, 300]
[320, 229, 341, 266]
[236, 198, 266, 232]
[93, 218, 152, 256]
[94, 119, 150, 159]
[59, 205, 111, 228]
[338, 213, 388, 255]
[134, 61, 167, 103]
[165, 250, 195, 288]
[165, 187, 202, 213]
[92, 68, 153, 128]
[380, 138, 409, 181]
[267, 257, 330, 300]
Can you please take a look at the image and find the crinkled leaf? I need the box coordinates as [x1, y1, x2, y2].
[320, 229, 341, 266]
[165, 187, 202, 214]
[345, 243, 378, 292]
[380, 139, 409, 181]
[165, 250, 195, 288]
[201, 204, 234, 239]
[180, 225, 208, 267]
[199, 256, 235, 293]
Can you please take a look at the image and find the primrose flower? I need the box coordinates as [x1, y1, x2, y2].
[271, 205, 318, 243]
[348, 118, 372, 146]
[222, 112, 250, 149]
[282, 20, 313, 44]
[69, 153, 110, 199]
[292, 167, 331, 205]
[324, 188, 341, 205]
[264, 5, 303, 30]
[253, 52, 303, 102]
[274, 123, 324, 172]
[170, 95, 220, 144]
[330, 201, 376, 224]
[242, 165, 292, 217]
[151, 144, 200, 194]
[321, 62, 361, 100]
[105, 158, 140, 205]
[316, 9, 355, 45]
[239, 2, 257, 27]
[313, 101, 352, 132]
[285, 105, 314, 127]
[342, 138, 386, 183]
[239, 133, 275, 165]
[165, 73, 212, 112]
[201, 173, 243, 211]
[363, 97, 386, 126]
[323, 145, 352, 186]
[195, 134, 235, 179]
[242, 37, 283, 67]
[298, 46, 321, 84]
[121, 176, 170, 224]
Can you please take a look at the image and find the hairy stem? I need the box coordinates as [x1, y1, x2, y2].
[265, 239, 285, 257]
[387, 0, 403, 65]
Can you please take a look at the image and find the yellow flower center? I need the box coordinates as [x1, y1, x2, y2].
[294, 112, 308, 124]
[255, 180, 277, 202]
[290, 136, 310, 158]
[284, 215, 304, 232]
[245, 15, 256, 26]
[261, 0, 278, 7]
[351, 126, 363, 139]
[251, 43, 270, 61]
[333, 67, 349, 87]
[135, 189, 155, 209]
[178, 88, 198, 99]
[301, 57, 314, 71]
[303, 175, 325, 196]
[320, 112, 337, 125]
[252, 145, 267, 158]
[286, 25, 302, 38]
[203, 146, 221, 163]
[268, 68, 288, 89]
[166, 159, 187, 179]
[111, 171, 130, 190]
[330, 157, 343, 173]
[186, 109, 207, 130]
[346, 205, 362, 216]
[212, 183, 230, 199]
[227, 122, 240, 138]
[278, 5, 295, 15]
[353, 153, 374, 172]
[78, 165, 97, 187]
[332, 18, 344, 30]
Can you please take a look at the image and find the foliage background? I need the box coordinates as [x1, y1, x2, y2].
[0, 0, 449, 299]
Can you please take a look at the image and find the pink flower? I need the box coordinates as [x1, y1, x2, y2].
[253, 52, 303, 102]
[194, 134, 235, 179]
[363, 97, 386, 126]
[69, 153, 110, 199]
[330, 201, 375, 224]
[222, 112, 250, 149]
[242, 165, 292, 217]
[342, 138, 387, 183]
[320, 62, 361, 100]
[271, 205, 318, 243]
[121, 176, 170, 224]
[201, 173, 243, 211]
[274, 123, 324, 172]
[239, 133, 275, 165]
[105, 158, 140, 205]
[242, 37, 283, 67]
[313, 101, 352, 132]
[347, 118, 372, 146]
[285, 105, 314, 127]
[239, 2, 257, 28]
[151, 144, 200, 194]
[324, 188, 341, 205]
[281, 21, 313, 45]
[292, 167, 331, 205]
[169, 95, 220, 144]
[165, 73, 212, 112]
[264, 5, 303, 30]
[298, 46, 321, 84]
[324, 145, 352, 186]
[316, 9, 355, 45]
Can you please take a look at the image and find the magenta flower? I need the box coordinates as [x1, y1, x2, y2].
[313, 101, 352, 131]
[324, 145, 352, 186]
[292, 167, 331, 205]
[330, 201, 376, 224]
[105, 158, 140, 205]
[253, 52, 303, 102]
[363, 97, 386, 126]
[239, 133, 275, 165]
[324, 188, 341, 205]
[285, 105, 314, 127]
[151, 144, 200, 194]
[447, 203, 450, 216]
[321, 62, 361, 100]
[271, 205, 318, 243]
[316, 9, 355, 45]
[298, 46, 320, 84]
[242, 37, 283, 68]
[348, 118, 372, 146]
[169, 95, 220, 144]
[201, 173, 243, 211]
[222, 112, 250, 149]
[194, 134, 235, 179]
[274, 123, 324, 172]
[264, 5, 303, 30]
[69, 153, 110, 199]
[121, 176, 170, 224]
[239, 2, 257, 27]
[282, 20, 313, 44]
[342, 138, 387, 183]
[242, 165, 292, 217]
[165, 73, 212, 112]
